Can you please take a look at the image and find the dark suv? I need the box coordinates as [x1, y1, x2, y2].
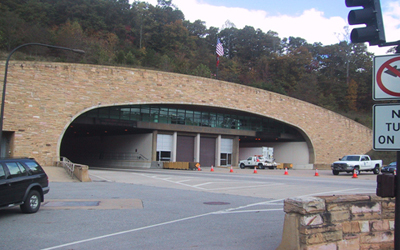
[0, 158, 49, 213]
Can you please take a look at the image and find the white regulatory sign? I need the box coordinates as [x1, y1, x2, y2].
[373, 55, 400, 100]
[373, 104, 400, 150]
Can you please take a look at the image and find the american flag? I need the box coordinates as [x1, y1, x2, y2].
[216, 38, 224, 67]
[216, 38, 224, 56]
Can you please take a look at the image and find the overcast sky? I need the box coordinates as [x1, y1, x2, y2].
[136, 0, 400, 56]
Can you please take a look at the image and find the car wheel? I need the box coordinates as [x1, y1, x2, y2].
[20, 190, 41, 213]
[258, 164, 264, 169]
[240, 163, 245, 169]
[332, 170, 339, 175]
[354, 167, 360, 176]
[373, 166, 380, 175]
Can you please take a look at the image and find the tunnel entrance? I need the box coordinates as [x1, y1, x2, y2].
[60, 104, 310, 168]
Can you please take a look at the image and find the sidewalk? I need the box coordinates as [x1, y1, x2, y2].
[43, 165, 381, 182]
[43, 166, 79, 182]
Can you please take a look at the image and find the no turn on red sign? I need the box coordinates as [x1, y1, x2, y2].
[373, 54, 400, 100]
[373, 104, 400, 151]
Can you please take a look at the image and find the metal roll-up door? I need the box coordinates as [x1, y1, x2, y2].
[176, 136, 194, 162]
[200, 137, 216, 167]
[221, 138, 233, 166]
[157, 134, 173, 161]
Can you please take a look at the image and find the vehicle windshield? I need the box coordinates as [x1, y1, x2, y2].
[341, 155, 360, 161]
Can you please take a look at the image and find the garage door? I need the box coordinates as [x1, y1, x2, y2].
[176, 136, 194, 162]
[200, 137, 215, 167]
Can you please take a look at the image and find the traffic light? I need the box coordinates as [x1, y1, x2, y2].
[345, 0, 386, 45]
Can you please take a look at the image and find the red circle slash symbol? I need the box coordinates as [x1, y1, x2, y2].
[377, 57, 400, 97]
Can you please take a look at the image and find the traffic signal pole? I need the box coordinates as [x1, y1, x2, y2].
[397, 151, 400, 249]
[345, 0, 386, 45]
[345, 0, 400, 248]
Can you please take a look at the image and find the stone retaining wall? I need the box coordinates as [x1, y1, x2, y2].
[277, 194, 395, 250]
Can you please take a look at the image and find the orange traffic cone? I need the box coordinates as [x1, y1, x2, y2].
[253, 166, 258, 174]
[315, 168, 319, 176]
[284, 168, 289, 175]
[352, 169, 358, 178]
[230, 166, 234, 173]
[210, 165, 214, 172]
[198, 166, 202, 171]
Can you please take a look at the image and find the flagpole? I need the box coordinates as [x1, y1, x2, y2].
[215, 38, 223, 80]
[216, 55, 219, 79]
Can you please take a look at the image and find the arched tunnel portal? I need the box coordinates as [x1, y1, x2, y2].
[60, 104, 312, 168]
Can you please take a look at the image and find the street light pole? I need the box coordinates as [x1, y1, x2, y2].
[0, 43, 85, 157]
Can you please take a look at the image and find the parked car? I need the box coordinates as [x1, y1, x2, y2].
[0, 158, 49, 213]
[381, 162, 396, 174]
[331, 155, 382, 175]
[239, 155, 277, 169]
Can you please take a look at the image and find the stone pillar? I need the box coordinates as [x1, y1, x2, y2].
[232, 136, 239, 167]
[151, 130, 158, 161]
[194, 133, 200, 163]
[172, 132, 177, 162]
[216, 135, 221, 167]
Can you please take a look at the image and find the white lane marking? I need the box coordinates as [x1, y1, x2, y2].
[175, 179, 194, 183]
[40, 187, 369, 250]
[89, 174, 111, 182]
[215, 208, 283, 214]
[41, 199, 283, 250]
[138, 173, 279, 191]
[298, 188, 369, 198]
[41, 211, 216, 250]
[158, 177, 173, 181]
[193, 182, 214, 187]
[218, 188, 369, 214]
[211, 182, 285, 191]
[139, 173, 207, 190]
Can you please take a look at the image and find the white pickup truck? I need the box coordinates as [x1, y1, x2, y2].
[239, 156, 277, 169]
[331, 155, 382, 175]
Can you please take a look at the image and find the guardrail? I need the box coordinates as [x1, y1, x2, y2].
[57, 157, 75, 177]
[56, 157, 91, 182]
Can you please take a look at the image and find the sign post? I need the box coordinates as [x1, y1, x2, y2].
[373, 54, 400, 249]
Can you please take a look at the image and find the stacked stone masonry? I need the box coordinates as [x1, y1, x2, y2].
[277, 194, 395, 250]
[0, 61, 372, 166]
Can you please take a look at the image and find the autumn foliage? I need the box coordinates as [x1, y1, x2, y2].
[0, 0, 389, 119]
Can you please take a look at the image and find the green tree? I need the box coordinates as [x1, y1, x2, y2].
[158, 54, 173, 71]
[346, 79, 358, 111]
[192, 64, 211, 78]
[267, 46, 312, 95]
[0, 10, 26, 50]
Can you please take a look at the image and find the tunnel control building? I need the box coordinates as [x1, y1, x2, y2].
[0, 61, 372, 168]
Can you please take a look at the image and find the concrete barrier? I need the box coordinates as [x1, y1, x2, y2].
[73, 164, 91, 182]
[163, 162, 189, 170]
[292, 164, 314, 170]
[162, 162, 200, 170]
[277, 194, 395, 250]
[277, 163, 293, 169]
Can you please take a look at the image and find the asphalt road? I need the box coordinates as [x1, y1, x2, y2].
[0, 167, 378, 250]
